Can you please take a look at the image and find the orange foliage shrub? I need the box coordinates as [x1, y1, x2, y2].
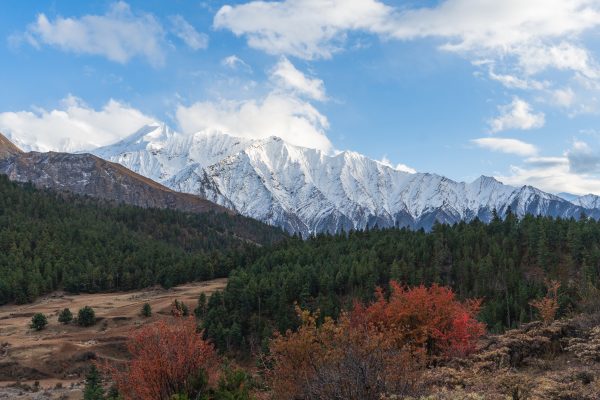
[530, 279, 560, 325]
[267, 282, 485, 400]
[353, 281, 485, 358]
[103, 317, 218, 400]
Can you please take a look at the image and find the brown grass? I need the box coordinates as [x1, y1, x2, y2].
[0, 279, 227, 398]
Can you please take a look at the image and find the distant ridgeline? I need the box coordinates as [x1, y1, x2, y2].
[0, 175, 286, 304]
[203, 212, 600, 352]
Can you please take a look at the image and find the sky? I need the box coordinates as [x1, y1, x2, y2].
[2, 1, 600, 194]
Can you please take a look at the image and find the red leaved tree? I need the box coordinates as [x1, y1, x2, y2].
[103, 317, 219, 400]
[352, 281, 485, 358]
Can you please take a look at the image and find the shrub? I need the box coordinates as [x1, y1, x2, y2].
[30, 313, 48, 331]
[141, 303, 152, 317]
[103, 317, 218, 400]
[267, 282, 485, 399]
[58, 308, 73, 324]
[78, 306, 96, 327]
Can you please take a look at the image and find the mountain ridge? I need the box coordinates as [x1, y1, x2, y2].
[93, 124, 600, 236]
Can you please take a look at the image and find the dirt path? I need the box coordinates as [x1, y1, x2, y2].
[0, 278, 227, 398]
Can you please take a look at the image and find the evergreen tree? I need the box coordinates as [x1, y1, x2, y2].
[78, 306, 96, 327]
[58, 308, 73, 324]
[83, 364, 105, 400]
[30, 313, 47, 331]
[141, 302, 152, 317]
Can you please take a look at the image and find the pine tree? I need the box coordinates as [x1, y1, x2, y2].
[78, 306, 96, 327]
[30, 313, 47, 331]
[141, 302, 152, 317]
[83, 364, 105, 400]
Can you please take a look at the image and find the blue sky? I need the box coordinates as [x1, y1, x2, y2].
[2, 0, 600, 194]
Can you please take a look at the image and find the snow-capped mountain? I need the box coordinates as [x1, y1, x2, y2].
[93, 124, 599, 236]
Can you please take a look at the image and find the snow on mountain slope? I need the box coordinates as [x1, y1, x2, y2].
[93, 125, 598, 236]
[572, 194, 600, 210]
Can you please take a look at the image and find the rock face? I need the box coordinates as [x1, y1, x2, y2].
[93, 124, 600, 236]
[0, 132, 229, 215]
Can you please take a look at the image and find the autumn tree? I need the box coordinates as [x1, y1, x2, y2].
[104, 317, 218, 400]
[353, 282, 485, 358]
[530, 279, 560, 325]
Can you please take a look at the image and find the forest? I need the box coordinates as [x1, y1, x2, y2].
[203, 210, 600, 352]
[0, 175, 285, 304]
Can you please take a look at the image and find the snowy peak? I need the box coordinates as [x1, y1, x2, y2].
[92, 128, 600, 235]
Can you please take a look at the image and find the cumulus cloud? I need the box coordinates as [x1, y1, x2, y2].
[214, 0, 392, 59]
[19, 2, 167, 66]
[489, 98, 545, 133]
[169, 15, 209, 50]
[215, 0, 600, 113]
[270, 57, 326, 100]
[0, 96, 157, 152]
[176, 57, 334, 152]
[176, 93, 331, 152]
[472, 137, 538, 156]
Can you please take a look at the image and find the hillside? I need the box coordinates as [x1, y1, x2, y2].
[0, 175, 285, 304]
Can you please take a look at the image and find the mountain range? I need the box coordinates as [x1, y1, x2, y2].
[89, 124, 600, 236]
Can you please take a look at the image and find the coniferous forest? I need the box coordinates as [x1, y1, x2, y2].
[203, 210, 600, 352]
[0, 175, 285, 304]
[3, 173, 600, 353]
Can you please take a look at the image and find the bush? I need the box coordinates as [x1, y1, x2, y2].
[58, 308, 73, 324]
[30, 313, 48, 331]
[103, 317, 218, 400]
[78, 306, 96, 327]
[267, 282, 485, 399]
[141, 303, 152, 317]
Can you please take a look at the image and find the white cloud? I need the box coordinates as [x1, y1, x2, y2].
[169, 15, 208, 50]
[215, 0, 600, 114]
[379, 155, 416, 173]
[472, 137, 538, 156]
[176, 93, 331, 152]
[21, 2, 167, 66]
[270, 57, 326, 100]
[494, 139, 600, 194]
[176, 57, 333, 152]
[497, 157, 600, 195]
[221, 55, 251, 71]
[551, 87, 576, 108]
[489, 98, 545, 133]
[0, 96, 157, 152]
[214, 0, 392, 59]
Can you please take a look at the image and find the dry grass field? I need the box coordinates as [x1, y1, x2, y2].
[0, 278, 227, 399]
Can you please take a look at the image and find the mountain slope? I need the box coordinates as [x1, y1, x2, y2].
[94, 125, 599, 235]
[0, 132, 231, 216]
[0, 175, 284, 304]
